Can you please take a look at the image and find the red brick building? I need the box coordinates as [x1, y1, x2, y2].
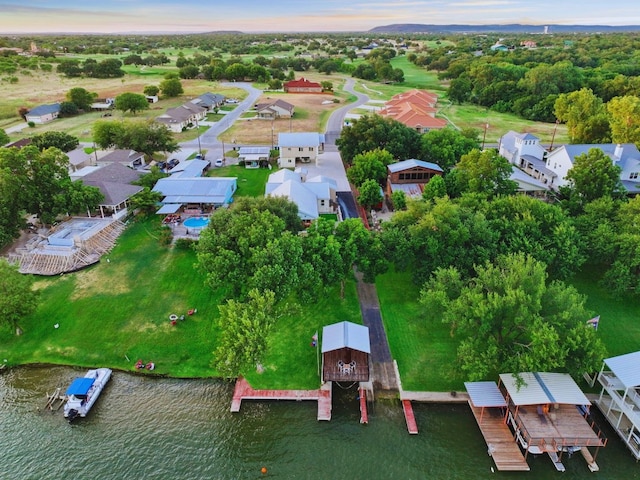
[284, 77, 322, 93]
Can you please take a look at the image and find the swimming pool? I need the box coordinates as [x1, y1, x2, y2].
[183, 217, 209, 228]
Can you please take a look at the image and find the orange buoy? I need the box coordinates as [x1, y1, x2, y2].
[261, 467, 267, 474]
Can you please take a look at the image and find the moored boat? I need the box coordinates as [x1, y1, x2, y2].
[63, 368, 112, 421]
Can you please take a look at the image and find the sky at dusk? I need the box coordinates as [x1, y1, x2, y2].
[0, 0, 638, 34]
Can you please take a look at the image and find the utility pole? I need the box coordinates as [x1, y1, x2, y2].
[549, 119, 559, 152]
[195, 117, 202, 156]
[482, 123, 489, 150]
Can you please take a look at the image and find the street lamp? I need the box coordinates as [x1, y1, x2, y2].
[194, 117, 202, 156]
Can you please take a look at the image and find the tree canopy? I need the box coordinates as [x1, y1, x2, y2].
[420, 253, 606, 381]
[346, 149, 393, 187]
[565, 147, 622, 208]
[0, 258, 39, 334]
[159, 77, 184, 97]
[452, 149, 517, 197]
[65, 87, 97, 111]
[0, 128, 9, 146]
[114, 92, 150, 115]
[31, 131, 79, 152]
[93, 120, 178, 158]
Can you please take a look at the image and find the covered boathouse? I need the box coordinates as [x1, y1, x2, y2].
[595, 350, 640, 460]
[467, 373, 607, 472]
[321, 321, 370, 383]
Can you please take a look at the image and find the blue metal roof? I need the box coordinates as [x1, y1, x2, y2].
[388, 159, 443, 173]
[66, 377, 95, 396]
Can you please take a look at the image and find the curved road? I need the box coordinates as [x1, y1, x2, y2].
[324, 78, 370, 146]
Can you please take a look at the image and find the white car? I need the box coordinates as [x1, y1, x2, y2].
[214, 158, 224, 167]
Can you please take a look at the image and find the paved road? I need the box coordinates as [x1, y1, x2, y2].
[324, 78, 370, 145]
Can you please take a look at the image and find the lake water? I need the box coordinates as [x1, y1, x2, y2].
[2, 366, 639, 480]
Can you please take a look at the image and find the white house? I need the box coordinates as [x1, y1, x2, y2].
[545, 143, 640, 193]
[238, 146, 270, 169]
[265, 169, 336, 221]
[277, 132, 324, 168]
[25, 103, 60, 124]
[156, 102, 207, 133]
[499, 131, 556, 186]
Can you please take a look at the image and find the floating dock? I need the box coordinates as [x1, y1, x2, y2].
[402, 400, 419, 434]
[231, 377, 332, 421]
[43, 388, 66, 411]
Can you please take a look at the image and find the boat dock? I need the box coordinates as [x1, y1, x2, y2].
[231, 377, 332, 421]
[469, 403, 530, 471]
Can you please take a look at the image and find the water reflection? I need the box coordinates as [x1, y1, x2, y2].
[1, 366, 639, 479]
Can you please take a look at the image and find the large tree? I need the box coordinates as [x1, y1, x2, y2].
[65, 87, 97, 111]
[357, 179, 383, 210]
[0, 258, 39, 335]
[31, 131, 79, 152]
[159, 76, 184, 98]
[213, 288, 277, 377]
[452, 148, 517, 197]
[346, 148, 393, 187]
[0, 128, 9, 146]
[565, 147, 622, 207]
[336, 114, 422, 165]
[421, 253, 606, 381]
[554, 88, 611, 143]
[420, 127, 480, 174]
[607, 95, 640, 145]
[93, 120, 178, 159]
[114, 93, 150, 115]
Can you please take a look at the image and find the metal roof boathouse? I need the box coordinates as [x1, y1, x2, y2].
[321, 321, 370, 383]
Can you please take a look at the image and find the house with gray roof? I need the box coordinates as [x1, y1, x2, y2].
[152, 177, 237, 213]
[546, 143, 640, 193]
[156, 102, 207, 133]
[75, 162, 144, 219]
[25, 103, 60, 124]
[255, 99, 295, 119]
[98, 149, 145, 169]
[499, 131, 555, 187]
[191, 92, 226, 110]
[277, 132, 325, 168]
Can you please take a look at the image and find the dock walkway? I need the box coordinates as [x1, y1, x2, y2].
[402, 400, 419, 434]
[468, 403, 530, 471]
[231, 377, 332, 421]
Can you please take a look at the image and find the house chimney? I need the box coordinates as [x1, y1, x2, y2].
[615, 144, 624, 160]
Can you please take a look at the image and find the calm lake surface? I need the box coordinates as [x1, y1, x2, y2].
[2, 366, 640, 480]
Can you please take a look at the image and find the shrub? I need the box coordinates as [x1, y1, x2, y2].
[175, 238, 198, 250]
[27, 121, 35, 128]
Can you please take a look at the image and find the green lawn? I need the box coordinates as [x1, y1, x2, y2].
[0, 217, 362, 388]
[206, 164, 271, 197]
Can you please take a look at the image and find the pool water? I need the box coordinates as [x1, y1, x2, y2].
[183, 217, 209, 228]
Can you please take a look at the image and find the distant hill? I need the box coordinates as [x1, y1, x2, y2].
[369, 24, 640, 34]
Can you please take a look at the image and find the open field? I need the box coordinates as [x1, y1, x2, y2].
[218, 91, 343, 145]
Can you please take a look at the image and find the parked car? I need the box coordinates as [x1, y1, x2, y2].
[167, 158, 179, 169]
[195, 153, 205, 160]
[214, 158, 224, 167]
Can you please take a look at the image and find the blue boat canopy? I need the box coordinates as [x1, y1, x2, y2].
[66, 377, 95, 396]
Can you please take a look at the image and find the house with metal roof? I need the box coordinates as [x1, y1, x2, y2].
[153, 177, 237, 214]
[386, 159, 443, 199]
[25, 103, 60, 124]
[321, 321, 370, 383]
[238, 146, 271, 169]
[498, 131, 556, 187]
[595, 351, 640, 459]
[277, 132, 324, 168]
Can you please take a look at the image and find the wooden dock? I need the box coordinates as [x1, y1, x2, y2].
[43, 388, 66, 411]
[359, 387, 368, 424]
[468, 403, 530, 471]
[231, 377, 332, 421]
[402, 400, 419, 434]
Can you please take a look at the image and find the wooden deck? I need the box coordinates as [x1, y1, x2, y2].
[231, 377, 332, 421]
[469, 403, 530, 471]
[402, 400, 419, 434]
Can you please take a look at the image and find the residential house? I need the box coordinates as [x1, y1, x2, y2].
[386, 159, 443, 199]
[277, 132, 324, 168]
[545, 143, 640, 193]
[167, 158, 210, 178]
[265, 169, 336, 222]
[98, 149, 145, 169]
[191, 92, 226, 110]
[238, 146, 271, 169]
[595, 351, 640, 460]
[25, 103, 60, 124]
[67, 147, 95, 172]
[156, 102, 207, 133]
[255, 99, 295, 119]
[153, 177, 237, 214]
[321, 321, 370, 383]
[284, 77, 322, 93]
[509, 166, 550, 196]
[499, 131, 556, 186]
[378, 90, 447, 133]
[73, 162, 144, 219]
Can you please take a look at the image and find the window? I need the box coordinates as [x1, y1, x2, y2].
[630, 172, 639, 180]
[298, 147, 303, 152]
[399, 173, 405, 180]
[320, 200, 325, 206]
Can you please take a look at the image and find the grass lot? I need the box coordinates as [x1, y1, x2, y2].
[206, 164, 271, 197]
[0, 216, 362, 388]
[377, 263, 640, 392]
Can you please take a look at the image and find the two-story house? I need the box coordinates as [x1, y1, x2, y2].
[277, 132, 324, 168]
